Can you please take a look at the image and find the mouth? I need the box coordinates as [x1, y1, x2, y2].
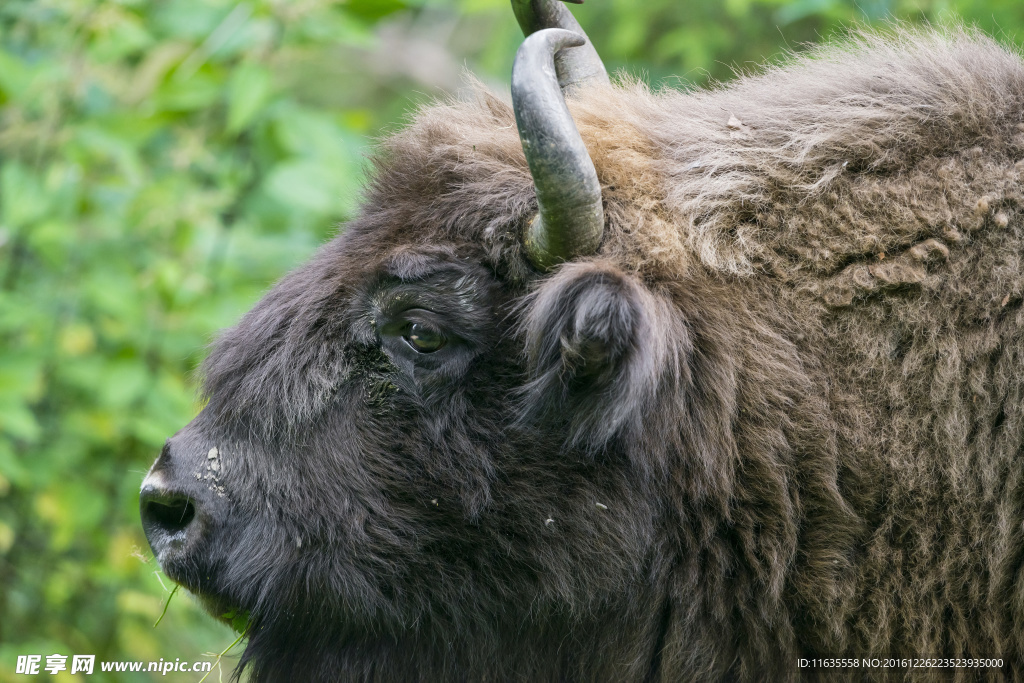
[143, 517, 239, 628]
[171, 584, 250, 634]
[141, 460, 250, 634]
[203, 595, 251, 634]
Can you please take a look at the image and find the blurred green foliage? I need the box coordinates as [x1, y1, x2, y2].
[0, 0, 1021, 680]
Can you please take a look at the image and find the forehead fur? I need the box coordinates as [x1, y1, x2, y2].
[364, 27, 1024, 282]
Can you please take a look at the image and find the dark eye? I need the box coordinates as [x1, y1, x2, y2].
[403, 322, 446, 353]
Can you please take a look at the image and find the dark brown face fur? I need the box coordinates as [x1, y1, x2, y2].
[140, 156, 856, 680]
[142, 28, 1024, 682]
[141, 203, 687, 681]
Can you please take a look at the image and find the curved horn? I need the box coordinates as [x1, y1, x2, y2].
[511, 0, 609, 90]
[513, 28, 604, 270]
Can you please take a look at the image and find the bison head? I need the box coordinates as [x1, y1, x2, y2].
[140, 1, 855, 680]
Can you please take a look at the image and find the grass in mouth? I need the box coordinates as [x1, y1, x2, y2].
[153, 583, 180, 628]
[198, 631, 246, 683]
[151, 574, 251, 682]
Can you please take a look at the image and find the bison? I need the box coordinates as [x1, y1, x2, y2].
[140, 1, 1024, 680]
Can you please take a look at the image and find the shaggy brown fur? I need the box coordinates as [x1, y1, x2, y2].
[143, 27, 1024, 682]
[386, 30, 1024, 672]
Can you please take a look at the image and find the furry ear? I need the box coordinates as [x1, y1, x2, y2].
[518, 261, 684, 451]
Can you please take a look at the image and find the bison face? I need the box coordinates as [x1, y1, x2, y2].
[140, 216, 682, 677]
[139, 15, 698, 673]
[139, 8, 830, 678]
[136, 21, 859, 674]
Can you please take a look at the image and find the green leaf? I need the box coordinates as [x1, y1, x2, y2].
[775, 0, 840, 25]
[0, 404, 40, 443]
[153, 71, 222, 111]
[0, 49, 32, 100]
[220, 608, 250, 634]
[88, 10, 155, 62]
[73, 124, 145, 184]
[0, 440, 28, 486]
[1, 163, 50, 229]
[226, 63, 272, 133]
[263, 160, 340, 214]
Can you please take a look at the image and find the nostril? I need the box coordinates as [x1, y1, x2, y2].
[145, 497, 195, 532]
[141, 487, 197, 538]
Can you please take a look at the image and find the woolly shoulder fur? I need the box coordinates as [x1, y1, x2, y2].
[364, 26, 1024, 673]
